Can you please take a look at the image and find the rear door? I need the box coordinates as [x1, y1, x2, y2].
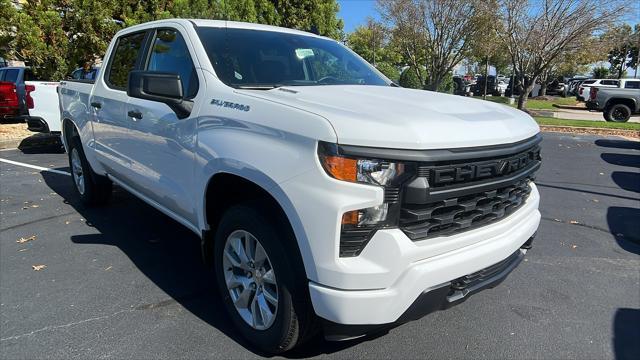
[123, 26, 203, 224]
[91, 30, 150, 180]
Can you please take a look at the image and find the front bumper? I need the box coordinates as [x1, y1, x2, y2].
[322, 246, 529, 340]
[308, 184, 540, 325]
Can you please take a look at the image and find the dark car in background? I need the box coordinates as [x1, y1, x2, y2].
[473, 75, 501, 96]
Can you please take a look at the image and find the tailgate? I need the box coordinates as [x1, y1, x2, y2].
[25, 81, 61, 132]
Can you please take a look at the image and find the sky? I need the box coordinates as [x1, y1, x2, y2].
[338, 0, 379, 33]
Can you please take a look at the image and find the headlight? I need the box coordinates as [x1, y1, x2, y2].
[318, 142, 415, 256]
[318, 143, 408, 186]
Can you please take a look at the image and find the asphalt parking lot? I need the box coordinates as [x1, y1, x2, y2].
[1, 132, 639, 359]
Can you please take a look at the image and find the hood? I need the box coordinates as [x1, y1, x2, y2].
[241, 85, 540, 150]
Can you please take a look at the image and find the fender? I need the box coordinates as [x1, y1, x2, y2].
[198, 159, 318, 281]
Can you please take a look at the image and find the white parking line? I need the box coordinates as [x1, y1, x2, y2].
[0, 158, 70, 176]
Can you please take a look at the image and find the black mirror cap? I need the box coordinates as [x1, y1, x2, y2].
[128, 71, 183, 102]
[127, 71, 193, 119]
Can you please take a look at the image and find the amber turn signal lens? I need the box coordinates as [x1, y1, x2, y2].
[341, 210, 359, 225]
[321, 155, 357, 182]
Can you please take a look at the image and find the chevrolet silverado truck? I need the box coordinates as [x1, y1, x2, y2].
[0, 66, 61, 132]
[59, 19, 542, 353]
[586, 79, 640, 122]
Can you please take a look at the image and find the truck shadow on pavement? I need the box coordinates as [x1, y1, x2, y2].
[40, 170, 376, 357]
[613, 308, 640, 360]
[16, 134, 65, 154]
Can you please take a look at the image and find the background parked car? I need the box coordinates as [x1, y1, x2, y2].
[586, 82, 640, 122]
[452, 76, 471, 96]
[576, 79, 619, 101]
[473, 75, 501, 96]
[0, 66, 61, 133]
[69, 66, 100, 81]
[505, 76, 533, 97]
[544, 77, 566, 97]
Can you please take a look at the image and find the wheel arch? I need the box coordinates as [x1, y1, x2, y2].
[605, 97, 636, 112]
[202, 171, 316, 281]
[61, 118, 79, 152]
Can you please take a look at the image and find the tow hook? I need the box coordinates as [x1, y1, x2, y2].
[521, 233, 536, 250]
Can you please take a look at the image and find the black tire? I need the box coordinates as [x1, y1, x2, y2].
[604, 103, 631, 123]
[213, 201, 317, 353]
[68, 136, 112, 206]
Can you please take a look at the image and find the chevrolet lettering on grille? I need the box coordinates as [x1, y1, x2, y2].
[430, 148, 541, 186]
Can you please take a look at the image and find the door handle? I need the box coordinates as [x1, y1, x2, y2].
[128, 110, 143, 120]
[90, 101, 102, 109]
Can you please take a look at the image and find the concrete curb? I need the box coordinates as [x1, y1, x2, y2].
[0, 139, 23, 150]
[540, 125, 639, 139]
[552, 104, 587, 110]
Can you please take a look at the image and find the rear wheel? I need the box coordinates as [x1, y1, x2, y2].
[213, 201, 317, 353]
[604, 103, 631, 122]
[68, 136, 112, 206]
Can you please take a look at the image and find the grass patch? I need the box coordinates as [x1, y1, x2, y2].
[527, 97, 578, 110]
[534, 117, 640, 130]
[477, 96, 579, 109]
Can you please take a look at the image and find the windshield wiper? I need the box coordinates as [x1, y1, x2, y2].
[235, 85, 281, 90]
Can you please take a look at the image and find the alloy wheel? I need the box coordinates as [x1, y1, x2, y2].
[70, 148, 85, 195]
[222, 230, 278, 330]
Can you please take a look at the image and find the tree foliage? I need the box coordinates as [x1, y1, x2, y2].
[499, 0, 625, 110]
[4, 0, 344, 80]
[604, 23, 640, 79]
[375, 62, 400, 82]
[592, 66, 610, 78]
[399, 66, 425, 89]
[378, 0, 483, 91]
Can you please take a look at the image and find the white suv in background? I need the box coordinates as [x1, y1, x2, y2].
[577, 79, 619, 101]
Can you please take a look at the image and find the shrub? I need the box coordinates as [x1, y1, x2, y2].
[375, 62, 400, 83]
[399, 66, 425, 89]
[435, 72, 454, 93]
[592, 66, 609, 79]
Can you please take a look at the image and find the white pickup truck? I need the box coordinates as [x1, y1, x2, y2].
[59, 19, 542, 353]
[0, 67, 61, 132]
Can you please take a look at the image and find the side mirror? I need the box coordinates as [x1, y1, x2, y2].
[127, 71, 192, 119]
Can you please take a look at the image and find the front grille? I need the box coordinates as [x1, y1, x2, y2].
[340, 226, 376, 257]
[399, 139, 540, 242]
[400, 179, 532, 240]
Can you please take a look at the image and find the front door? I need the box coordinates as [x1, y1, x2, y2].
[123, 26, 203, 225]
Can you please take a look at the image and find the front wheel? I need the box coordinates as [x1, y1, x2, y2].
[213, 202, 317, 353]
[68, 136, 112, 206]
[604, 103, 631, 122]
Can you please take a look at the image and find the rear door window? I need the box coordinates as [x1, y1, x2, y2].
[624, 81, 640, 89]
[23, 69, 44, 81]
[4, 69, 19, 83]
[600, 80, 619, 86]
[106, 32, 147, 89]
[145, 29, 199, 98]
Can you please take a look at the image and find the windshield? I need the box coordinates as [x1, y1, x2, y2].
[196, 27, 390, 88]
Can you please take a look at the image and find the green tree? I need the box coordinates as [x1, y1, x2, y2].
[605, 24, 639, 79]
[0, 0, 17, 60]
[4, 0, 345, 79]
[379, 0, 482, 92]
[399, 66, 425, 89]
[12, 1, 69, 80]
[66, 1, 122, 69]
[592, 66, 609, 79]
[375, 62, 400, 82]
